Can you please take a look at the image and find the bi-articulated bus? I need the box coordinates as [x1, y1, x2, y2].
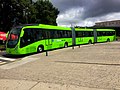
[6, 24, 116, 55]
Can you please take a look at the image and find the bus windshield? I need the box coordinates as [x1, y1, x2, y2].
[7, 27, 21, 48]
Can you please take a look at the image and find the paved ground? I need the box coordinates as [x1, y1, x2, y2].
[0, 51, 22, 65]
[0, 42, 120, 90]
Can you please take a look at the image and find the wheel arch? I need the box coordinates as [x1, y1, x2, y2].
[88, 39, 92, 44]
[64, 42, 68, 47]
[37, 44, 44, 52]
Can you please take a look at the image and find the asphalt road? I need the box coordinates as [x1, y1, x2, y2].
[0, 51, 23, 65]
[0, 42, 120, 90]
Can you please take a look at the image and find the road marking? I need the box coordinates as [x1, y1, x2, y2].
[0, 61, 6, 65]
[0, 57, 38, 69]
[0, 57, 16, 61]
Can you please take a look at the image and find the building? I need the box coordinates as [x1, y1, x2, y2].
[95, 20, 120, 27]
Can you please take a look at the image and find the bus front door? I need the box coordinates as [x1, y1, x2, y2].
[45, 31, 52, 50]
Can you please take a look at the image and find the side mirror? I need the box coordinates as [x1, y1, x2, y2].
[20, 30, 24, 37]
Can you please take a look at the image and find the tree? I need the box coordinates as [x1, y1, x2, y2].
[34, 0, 59, 25]
[0, 0, 59, 32]
[0, 0, 16, 32]
[0, 0, 34, 32]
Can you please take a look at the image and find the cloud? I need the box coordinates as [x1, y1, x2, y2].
[57, 8, 84, 24]
[57, 12, 120, 26]
[51, 0, 120, 19]
[83, 0, 120, 19]
[51, 0, 85, 13]
[51, 0, 120, 26]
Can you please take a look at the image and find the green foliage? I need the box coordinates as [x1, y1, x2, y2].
[34, 0, 59, 25]
[0, 0, 59, 32]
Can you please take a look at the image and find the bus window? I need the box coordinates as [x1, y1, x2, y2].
[84, 32, 89, 37]
[90, 31, 93, 36]
[54, 31, 58, 38]
[37, 29, 43, 40]
[97, 31, 102, 36]
[102, 32, 106, 36]
[76, 31, 83, 37]
[20, 29, 33, 47]
[67, 31, 72, 38]
[42, 30, 47, 39]
[7, 27, 21, 48]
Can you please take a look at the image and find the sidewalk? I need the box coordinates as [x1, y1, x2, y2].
[0, 79, 109, 90]
[0, 42, 120, 90]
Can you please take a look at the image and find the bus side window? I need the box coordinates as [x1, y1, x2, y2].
[59, 31, 63, 38]
[35, 29, 43, 40]
[97, 31, 102, 36]
[83, 32, 85, 37]
[47, 31, 49, 38]
[54, 31, 58, 38]
[68, 31, 72, 38]
[76, 31, 82, 37]
[20, 29, 32, 48]
[50, 30, 54, 38]
[102, 32, 106, 36]
[20, 29, 28, 47]
[91, 31, 93, 36]
[42, 30, 48, 39]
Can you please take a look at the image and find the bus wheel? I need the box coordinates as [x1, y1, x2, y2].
[107, 39, 110, 42]
[88, 40, 92, 44]
[37, 46, 43, 53]
[64, 43, 68, 48]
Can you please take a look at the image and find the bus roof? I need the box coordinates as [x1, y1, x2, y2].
[75, 28, 93, 31]
[39, 24, 71, 30]
[22, 24, 71, 30]
[96, 29, 115, 31]
[14, 24, 116, 32]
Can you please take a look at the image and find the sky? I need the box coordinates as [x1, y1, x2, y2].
[50, 0, 120, 27]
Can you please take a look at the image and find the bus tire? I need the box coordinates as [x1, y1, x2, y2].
[37, 45, 44, 53]
[88, 40, 92, 44]
[64, 42, 68, 48]
[107, 38, 110, 42]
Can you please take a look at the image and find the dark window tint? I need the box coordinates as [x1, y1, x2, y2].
[97, 31, 115, 36]
[76, 31, 93, 37]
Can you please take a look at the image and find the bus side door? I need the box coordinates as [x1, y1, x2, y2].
[77, 31, 83, 44]
[45, 31, 52, 49]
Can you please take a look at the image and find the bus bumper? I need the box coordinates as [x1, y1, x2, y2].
[6, 48, 21, 55]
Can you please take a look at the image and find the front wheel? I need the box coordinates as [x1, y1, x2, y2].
[37, 46, 43, 53]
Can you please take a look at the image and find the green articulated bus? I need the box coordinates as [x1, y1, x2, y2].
[6, 24, 116, 55]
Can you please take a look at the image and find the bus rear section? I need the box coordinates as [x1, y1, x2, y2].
[96, 29, 116, 43]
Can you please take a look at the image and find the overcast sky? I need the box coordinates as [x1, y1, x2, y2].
[50, 0, 120, 26]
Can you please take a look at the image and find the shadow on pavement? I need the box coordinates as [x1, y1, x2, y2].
[55, 61, 120, 66]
